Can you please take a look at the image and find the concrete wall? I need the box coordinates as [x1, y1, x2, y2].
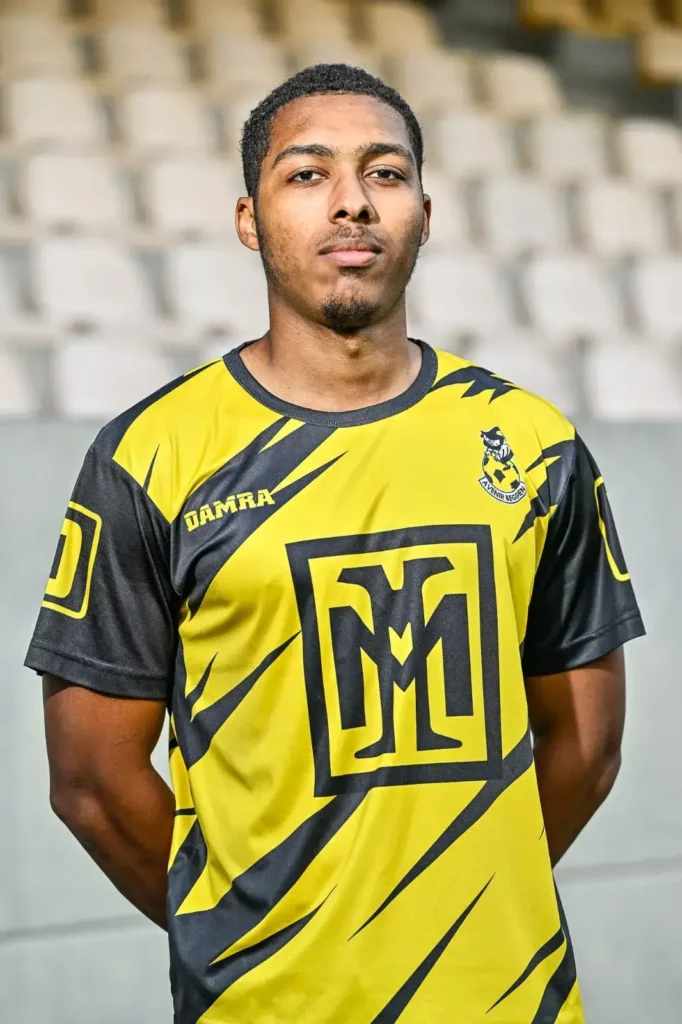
[0, 421, 678, 1023]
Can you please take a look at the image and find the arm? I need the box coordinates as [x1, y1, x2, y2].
[525, 648, 626, 866]
[44, 676, 175, 929]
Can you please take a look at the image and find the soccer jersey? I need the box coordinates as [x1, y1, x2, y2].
[26, 341, 644, 1024]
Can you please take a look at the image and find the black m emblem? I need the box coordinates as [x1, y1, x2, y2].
[287, 526, 502, 796]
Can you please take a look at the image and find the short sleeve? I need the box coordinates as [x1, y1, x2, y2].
[522, 434, 645, 677]
[25, 443, 177, 699]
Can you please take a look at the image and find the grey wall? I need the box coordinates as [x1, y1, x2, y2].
[0, 421, 678, 1023]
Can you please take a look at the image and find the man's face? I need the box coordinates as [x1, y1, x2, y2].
[237, 93, 430, 333]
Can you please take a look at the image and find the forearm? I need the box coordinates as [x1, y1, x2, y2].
[52, 766, 175, 929]
[533, 731, 621, 866]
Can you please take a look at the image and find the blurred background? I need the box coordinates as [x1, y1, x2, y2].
[0, 0, 680, 1021]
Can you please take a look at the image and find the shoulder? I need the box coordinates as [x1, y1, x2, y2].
[89, 355, 269, 523]
[432, 348, 578, 508]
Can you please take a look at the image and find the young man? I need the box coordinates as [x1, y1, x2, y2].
[26, 65, 644, 1023]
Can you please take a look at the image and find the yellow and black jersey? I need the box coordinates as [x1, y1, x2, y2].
[26, 341, 644, 1024]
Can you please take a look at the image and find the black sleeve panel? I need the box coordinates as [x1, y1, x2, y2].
[522, 434, 645, 678]
[24, 444, 177, 699]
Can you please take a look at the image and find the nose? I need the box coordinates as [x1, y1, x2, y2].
[328, 169, 378, 225]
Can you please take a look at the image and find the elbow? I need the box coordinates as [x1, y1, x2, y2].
[48, 773, 104, 836]
[590, 746, 622, 807]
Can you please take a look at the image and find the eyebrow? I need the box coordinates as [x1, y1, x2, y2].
[271, 141, 416, 170]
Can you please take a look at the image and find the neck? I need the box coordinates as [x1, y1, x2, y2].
[239, 296, 421, 414]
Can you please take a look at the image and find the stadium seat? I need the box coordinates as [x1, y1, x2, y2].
[479, 54, 563, 118]
[585, 339, 682, 420]
[0, 351, 38, 417]
[618, 118, 682, 185]
[631, 255, 682, 342]
[577, 179, 664, 257]
[4, 77, 105, 148]
[408, 253, 514, 346]
[291, 40, 383, 77]
[521, 0, 594, 30]
[523, 254, 624, 343]
[389, 49, 474, 117]
[639, 27, 682, 84]
[117, 87, 213, 154]
[469, 334, 577, 414]
[203, 33, 288, 98]
[98, 24, 187, 86]
[361, 0, 441, 55]
[527, 112, 609, 182]
[0, 0, 63, 15]
[165, 243, 268, 340]
[53, 338, 175, 420]
[432, 112, 515, 180]
[185, 0, 263, 34]
[91, 0, 164, 23]
[421, 171, 470, 250]
[0, 11, 79, 77]
[601, 0, 658, 30]
[33, 238, 157, 331]
[143, 157, 243, 236]
[478, 175, 568, 256]
[278, 0, 353, 42]
[21, 153, 128, 233]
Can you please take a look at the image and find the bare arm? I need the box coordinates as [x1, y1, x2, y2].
[525, 648, 626, 867]
[43, 675, 175, 929]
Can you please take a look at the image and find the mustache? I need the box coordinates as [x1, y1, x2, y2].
[316, 228, 387, 253]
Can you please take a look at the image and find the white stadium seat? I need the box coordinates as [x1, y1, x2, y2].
[409, 253, 514, 347]
[203, 34, 288, 98]
[421, 171, 470, 250]
[469, 334, 577, 414]
[33, 238, 157, 331]
[4, 77, 104, 148]
[389, 49, 473, 117]
[99, 24, 187, 86]
[0, 0, 63, 14]
[577, 179, 664, 257]
[527, 112, 609, 182]
[185, 0, 263, 34]
[523, 254, 624, 344]
[631, 255, 682, 343]
[165, 243, 268, 339]
[432, 112, 515, 180]
[0, 351, 38, 417]
[92, 0, 164, 23]
[617, 118, 682, 186]
[21, 153, 127, 232]
[117, 87, 212, 154]
[478, 175, 568, 256]
[479, 54, 563, 118]
[291, 40, 383, 76]
[54, 338, 175, 420]
[0, 12, 79, 77]
[143, 157, 243, 236]
[362, 1, 441, 55]
[585, 339, 682, 420]
[278, 0, 353, 41]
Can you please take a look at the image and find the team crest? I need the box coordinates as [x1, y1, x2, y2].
[479, 427, 527, 505]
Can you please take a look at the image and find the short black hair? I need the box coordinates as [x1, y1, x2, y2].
[240, 63, 424, 199]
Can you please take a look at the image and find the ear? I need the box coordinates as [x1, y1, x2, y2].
[236, 196, 260, 252]
[420, 192, 431, 248]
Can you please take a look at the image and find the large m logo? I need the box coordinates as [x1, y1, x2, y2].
[288, 526, 502, 796]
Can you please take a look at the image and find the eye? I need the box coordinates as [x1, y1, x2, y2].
[368, 168, 406, 181]
[290, 169, 324, 183]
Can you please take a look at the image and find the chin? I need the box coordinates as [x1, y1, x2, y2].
[319, 296, 381, 334]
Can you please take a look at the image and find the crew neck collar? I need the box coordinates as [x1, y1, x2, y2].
[223, 339, 437, 428]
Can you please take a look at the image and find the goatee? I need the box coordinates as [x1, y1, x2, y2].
[320, 297, 380, 334]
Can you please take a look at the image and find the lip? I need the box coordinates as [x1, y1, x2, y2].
[324, 249, 380, 266]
